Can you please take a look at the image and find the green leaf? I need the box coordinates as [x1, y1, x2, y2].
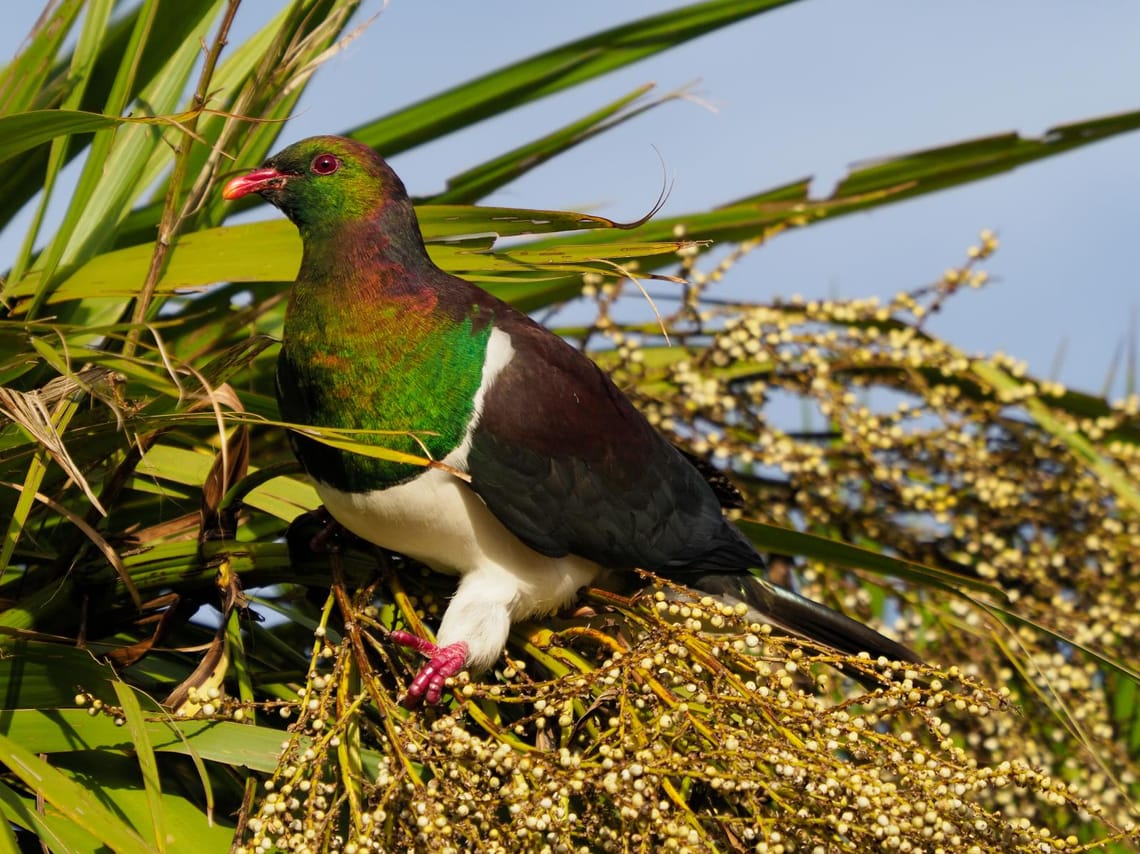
[3, 208, 658, 306]
[2, 707, 315, 775]
[430, 83, 664, 204]
[510, 108, 1140, 302]
[26, 0, 227, 321]
[0, 783, 20, 851]
[0, 730, 153, 853]
[133, 443, 320, 522]
[350, 0, 801, 155]
[831, 108, 1140, 201]
[734, 519, 1006, 599]
[417, 205, 637, 238]
[1107, 671, 1140, 757]
[0, 779, 77, 852]
[0, 642, 119, 707]
[113, 682, 167, 852]
[0, 109, 132, 162]
[25, 752, 232, 852]
[0, 0, 85, 115]
[973, 597, 1140, 687]
[0, 0, 228, 230]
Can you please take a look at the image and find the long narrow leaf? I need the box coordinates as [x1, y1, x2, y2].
[3, 208, 657, 304]
[10, 0, 115, 284]
[113, 681, 167, 852]
[350, 0, 800, 156]
[0, 731, 153, 853]
[0, 779, 77, 852]
[429, 83, 663, 204]
[0, 0, 228, 229]
[0, 0, 85, 115]
[734, 519, 1006, 598]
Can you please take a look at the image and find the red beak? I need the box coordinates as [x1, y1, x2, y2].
[222, 167, 288, 200]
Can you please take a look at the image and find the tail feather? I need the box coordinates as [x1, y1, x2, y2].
[688, 571, 921, 666]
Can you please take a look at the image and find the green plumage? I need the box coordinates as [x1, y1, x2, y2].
[279, 290, 491, 490]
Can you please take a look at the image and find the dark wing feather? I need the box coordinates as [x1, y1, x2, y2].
[456, 287, 920, 667]
[465, 315, 757, 575]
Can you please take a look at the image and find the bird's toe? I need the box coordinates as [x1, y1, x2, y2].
[391, 632, 469, 707]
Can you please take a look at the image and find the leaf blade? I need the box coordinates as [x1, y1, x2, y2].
[0, 730, 154, 853]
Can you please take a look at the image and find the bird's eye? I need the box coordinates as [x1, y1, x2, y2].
[311, 154, 340, 175]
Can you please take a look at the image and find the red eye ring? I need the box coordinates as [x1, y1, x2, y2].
[311, 154, 340, 175]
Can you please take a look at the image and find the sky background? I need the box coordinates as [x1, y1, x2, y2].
[4, 1, 1139, 396]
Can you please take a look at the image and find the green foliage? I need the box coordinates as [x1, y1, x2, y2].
[0, 1, 1137, 851]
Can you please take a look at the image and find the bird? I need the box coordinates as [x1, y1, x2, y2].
[222, 136, 919, 706]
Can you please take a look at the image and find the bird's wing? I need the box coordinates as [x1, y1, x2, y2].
[464, 317, 757, 574]
[444, 286, 921, 668]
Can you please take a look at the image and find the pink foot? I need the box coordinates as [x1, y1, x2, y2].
[390, 630, 469, 707]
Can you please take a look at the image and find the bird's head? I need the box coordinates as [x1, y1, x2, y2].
[222, 136, 409, 235]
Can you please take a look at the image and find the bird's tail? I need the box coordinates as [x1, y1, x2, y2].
[688, 570, 921, 666]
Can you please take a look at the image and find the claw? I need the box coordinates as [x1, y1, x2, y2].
[390, 630, 469, 707]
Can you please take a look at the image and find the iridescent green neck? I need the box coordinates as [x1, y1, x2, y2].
[278, 226, 491, 491]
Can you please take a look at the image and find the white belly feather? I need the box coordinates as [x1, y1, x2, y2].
[318, 470, 600, 617]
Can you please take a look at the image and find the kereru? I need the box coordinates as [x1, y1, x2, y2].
[222, 136, 918, 706]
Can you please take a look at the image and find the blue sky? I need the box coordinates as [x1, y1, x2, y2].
[4, 1, 1139, 395]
